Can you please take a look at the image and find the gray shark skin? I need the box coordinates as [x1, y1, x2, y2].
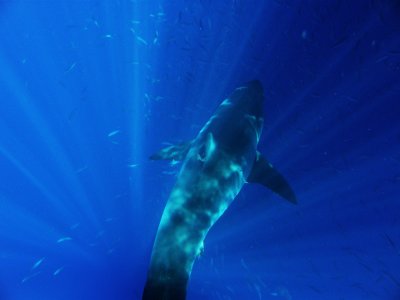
[143, 80, 296, 300]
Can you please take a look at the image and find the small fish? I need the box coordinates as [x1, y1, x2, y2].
[76, 165, 88, 174]
[308, 285, 323, 294]
[254, 283, 262, 300]
[68, 107, 79, 121]
[32, 257, 45, 270]
[153, 30, 159, 45]
[358, 261, 374, 273]
[149, 12, 165, 18]
[57, 237, 72, 243]
[96, 230, 105, 238]
[108, 130, 120, 137]
[128, 163, 139, 168]
[240, 258, 249, 271]
[383, 233, 398, 253]
[53, 266, 64, 276]
[375, 56, 388, 63]
[103, 34, 113, 39]
[22, 271, 41, 284]
[136, 36, 148, 46]
[64, 62, 76, 74]
[331, 36, 348, 48]
[383, 270, 400, 288]
[130, 28, 148, 46]
[70, 223, 80, 230]
[226, 285, 234, 294]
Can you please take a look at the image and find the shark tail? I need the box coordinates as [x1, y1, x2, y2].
[142, 278, 187, 300]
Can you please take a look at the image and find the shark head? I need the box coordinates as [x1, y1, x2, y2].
[195, 80, 264, 171]
[228, 79, 264, 120]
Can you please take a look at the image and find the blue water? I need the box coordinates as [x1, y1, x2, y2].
[0, 0, 399, 299]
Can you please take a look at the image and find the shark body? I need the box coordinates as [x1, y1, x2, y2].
[143, 80, 296, 299]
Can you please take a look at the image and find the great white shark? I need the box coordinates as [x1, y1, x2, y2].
[143, 80, 296, 299]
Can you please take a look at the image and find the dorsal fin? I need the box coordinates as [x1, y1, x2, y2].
[247, 152, 297, 204]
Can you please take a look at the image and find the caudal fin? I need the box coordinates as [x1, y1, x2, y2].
[142, 278, 186, 300]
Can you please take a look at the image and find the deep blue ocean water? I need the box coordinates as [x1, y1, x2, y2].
[0, 0, 399, 299]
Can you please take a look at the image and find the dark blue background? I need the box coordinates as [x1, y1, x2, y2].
[0, 0, 399, 299]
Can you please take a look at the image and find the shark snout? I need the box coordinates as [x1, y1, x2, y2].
[246, 80, 263, 94]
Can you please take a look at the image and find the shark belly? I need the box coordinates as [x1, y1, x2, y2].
[143, 150, 248, 300]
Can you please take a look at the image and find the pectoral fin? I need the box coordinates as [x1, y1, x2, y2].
[150, 141, 192, 161]
[247, 153, 297, 204]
